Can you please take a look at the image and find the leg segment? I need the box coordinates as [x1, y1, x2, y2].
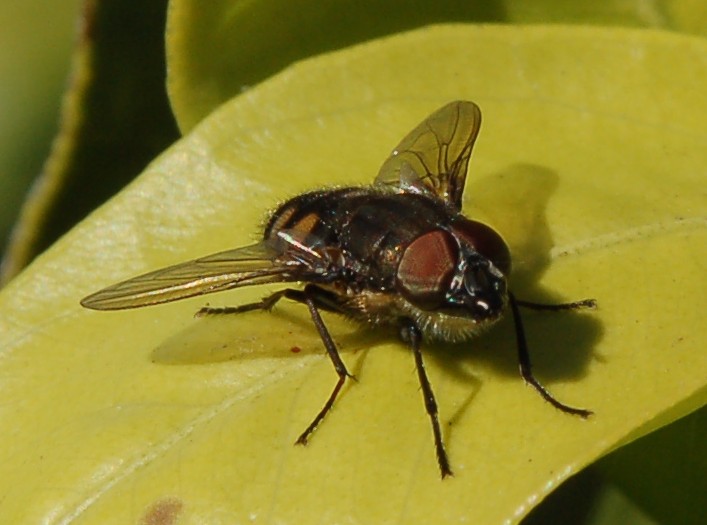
[516, 298, 596, 311]
[195, 288, 291, 317]
[508, 292, 592, 418]
[401, 319, 453, 479]
[294, 285, 355, 445]
[196, 286, 354, 444]
[196, 286, 344, 317]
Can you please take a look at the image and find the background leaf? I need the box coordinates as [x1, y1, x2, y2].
[595, 406, 707, 525]
[0, 25, 705, 523]
[0, 0, 82, 270]
[0, 0, 179, 283]
[167, 0, 707, 132]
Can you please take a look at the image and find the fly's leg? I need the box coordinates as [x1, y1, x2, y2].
[516, 298, 596, 311]
[198, 285, 355, 445]
[195, 289, 291, 317]
[401, 319, 453, 479]
[293, 285, 355, 445]
[196, 286, 345, 317]
[508, 292, 593, 418]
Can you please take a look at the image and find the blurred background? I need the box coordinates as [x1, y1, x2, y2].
[0, 0, 82, 265]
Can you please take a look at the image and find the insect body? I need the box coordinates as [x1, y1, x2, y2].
[82, 101, 595, 478]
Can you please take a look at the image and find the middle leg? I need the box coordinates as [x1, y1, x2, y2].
[293, 285, 356, 445]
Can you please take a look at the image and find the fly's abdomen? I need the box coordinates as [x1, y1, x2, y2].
[338, 193, 452, 285]
[264, 187, 364, 246]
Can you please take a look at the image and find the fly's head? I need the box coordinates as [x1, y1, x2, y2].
[395, 219, 511, 340]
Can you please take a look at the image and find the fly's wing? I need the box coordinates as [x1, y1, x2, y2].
[374, 100, 482, 211]
[80, 239, 314, 311]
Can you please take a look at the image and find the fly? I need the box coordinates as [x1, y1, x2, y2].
[81, 101, 596, 478]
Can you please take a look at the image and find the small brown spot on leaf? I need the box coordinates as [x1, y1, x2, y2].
[140, 497, 183, 525]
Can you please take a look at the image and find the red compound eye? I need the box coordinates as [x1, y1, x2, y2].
[452, 219, 511, 276]
[396, 230, 458, 310]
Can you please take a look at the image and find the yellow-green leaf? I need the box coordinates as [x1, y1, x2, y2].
[1, 25, 705, 523]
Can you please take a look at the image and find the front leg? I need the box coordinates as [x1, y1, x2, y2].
[401, 318, 453, 479]
[508, 292, 593, 418]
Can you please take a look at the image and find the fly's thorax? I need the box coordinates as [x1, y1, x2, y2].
[336, 192, 452, 275]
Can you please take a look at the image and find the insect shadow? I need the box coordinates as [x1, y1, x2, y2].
[425, 164, 603, 396]
[150, 293, 375, 365]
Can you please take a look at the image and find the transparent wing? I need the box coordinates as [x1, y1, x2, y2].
[81, 240, 310, 311]
[374, 100, 482, 210]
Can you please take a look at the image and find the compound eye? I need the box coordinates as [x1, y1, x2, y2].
[396, 230, 457, 309]
[452, 219, 512, 276]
